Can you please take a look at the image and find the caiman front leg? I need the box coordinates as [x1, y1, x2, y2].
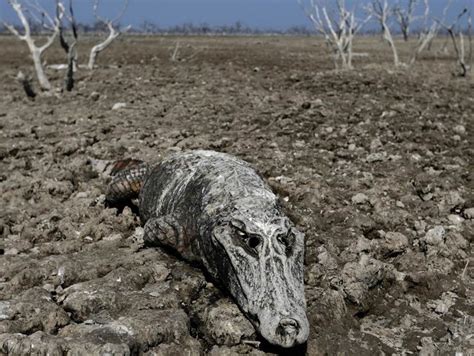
[144, 215, 196, 261]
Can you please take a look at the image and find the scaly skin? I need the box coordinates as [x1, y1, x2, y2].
[107, 150, 309, 348]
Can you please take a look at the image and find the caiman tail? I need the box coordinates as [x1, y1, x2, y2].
[105, 159, 150, 205]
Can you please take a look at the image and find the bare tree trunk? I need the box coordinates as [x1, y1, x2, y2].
[58, 0, 78, 91]
[402, 28, 409, 42]
[171, 41, 180, 62]
[88, 23, 130, 69]
[31, 46, 52, 90]
[383, 24, 400, 66]
[368, 0, 403, 67]
[409, 23, 437, 65]
[394, 0, 419, 42]
[299, 0, 370, 70]
[437, 8, 471, 77]
[3, 0, 64, 91]
[65, 43, 76, 91]
[88, 0, 131, 70]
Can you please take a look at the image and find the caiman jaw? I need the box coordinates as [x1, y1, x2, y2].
[277, 318, 300, 347]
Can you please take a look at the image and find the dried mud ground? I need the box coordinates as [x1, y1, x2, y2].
[0, 35, 473, 355]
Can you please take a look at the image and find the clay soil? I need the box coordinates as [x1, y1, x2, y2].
[0, 35, 473, 355]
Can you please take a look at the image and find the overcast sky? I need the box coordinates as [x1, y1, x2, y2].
[0, 0, 471, 30]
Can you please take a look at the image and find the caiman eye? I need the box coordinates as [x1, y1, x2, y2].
[236, 229, 261, 250]
[247, 236, 261, 249]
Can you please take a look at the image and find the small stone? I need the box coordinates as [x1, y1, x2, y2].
[205, 301, 255, 346]
[447, 214, 464, 224]
[352, 193, 369, 205]
[293, 140, 306, 149]
[452, 135, 461, 142]
[4, 248, 19, 255]
[348, 143, 356, 151]
[112, 102, 127, 110]
[325, 126, 333, 134]
[396, 201, 405, 208]
[0, 301, 12, 321]
[376, 232, 409, 256]
[419, 337, 436, 355]
[447, 191, 464, 206]
[453, 125, 466, 135]
[76, 192, 88, 199]
[312, 98, 324, 107]
[151, 264, 171, 283]
[42, 283, 56, 293]
[356, 236, 371, 253]
[366, 152, 386, 163]
[370, 138, 382, 152]
[90, 92, 100, 101]
[421, 193, 433, 201]
[463, 208, 474, 219]
[424, 226, 445, 245]
[104, 233, 122, 241]
[129, 227, 144, 244]
[301, 102, 311, 110]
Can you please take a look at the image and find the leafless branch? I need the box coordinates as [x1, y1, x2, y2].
[3, 0, 64, 91]
[393, 0, 422, 41]
[435, 8, 471, 76]
[93, 0, 129, 25]
[366, 0, 402, 66]
[88, 0, 131, 69]
[299, 0, 371, 70]
[56, 0, 78, 90]
[171, 41, 181, 62]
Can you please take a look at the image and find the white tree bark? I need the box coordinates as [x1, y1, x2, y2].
[3, 0, 63, 91]
[367, 0, 401, 67]
[436, 9, 472, 77]
[88, 0, 131, 70]
[299, 0, 370, 70]
[88, 23, 131, 69]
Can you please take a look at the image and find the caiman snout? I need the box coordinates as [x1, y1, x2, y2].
[277, 318, 300, 347]
[258, 310, 309, 348]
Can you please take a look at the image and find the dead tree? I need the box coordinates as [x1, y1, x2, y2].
[88, 0, 131, 69]
[57, 0, 78, 91]
[171, 41, 181, 62]
[367, 0, 401, 66]
[408, 0, 452, 65]
[3, 0, 64, 90]
[393, 0, 421, 41]
[299, 0, 371, 70]
[436, 9, 472, 77]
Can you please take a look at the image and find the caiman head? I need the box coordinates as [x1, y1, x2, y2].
[203, 199, 309, 348]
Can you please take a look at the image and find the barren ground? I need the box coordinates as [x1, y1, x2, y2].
[0, 35, 473, 355]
